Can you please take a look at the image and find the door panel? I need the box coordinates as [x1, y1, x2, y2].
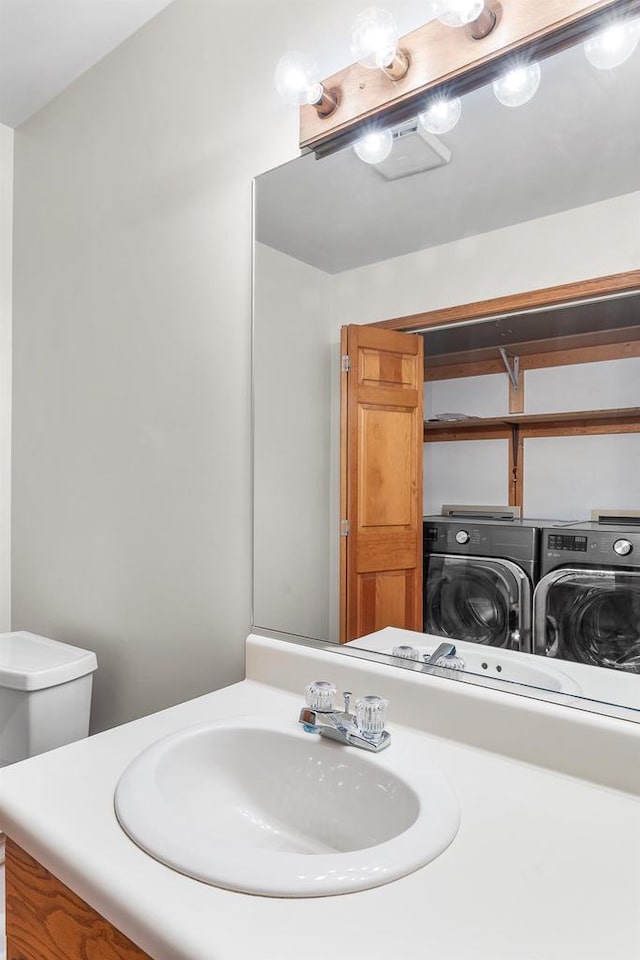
[341, 324, 424, 642]
[356, 570, 419, 639]
[361, 350, 416, 387]
[359, 407, 414, 527]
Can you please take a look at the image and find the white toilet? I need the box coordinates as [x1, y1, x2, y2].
[0, 631, 98, 765]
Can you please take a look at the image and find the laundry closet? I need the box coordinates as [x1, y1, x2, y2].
[411, 275, 640, 677]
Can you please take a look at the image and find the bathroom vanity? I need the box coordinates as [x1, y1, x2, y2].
[1, 633, 639, 960]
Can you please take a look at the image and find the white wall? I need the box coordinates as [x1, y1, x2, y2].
[0, 124, 12, 631]
[526, 358, 640, 414]
[9, 0, 328, 733]
[425, 374, 508, 420]
[333, 190, 640, 323]
[253, 243, 333, 639]
[8, 0, 436, 730]
[525, 357, 640, 517]
[9, 0, 440, 731]
[525, 434, 640, 520]
[424, 440, 510, 516]
[424, 375, 509, 514]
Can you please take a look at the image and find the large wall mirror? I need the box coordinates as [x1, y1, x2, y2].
[253, 26, 640, 720]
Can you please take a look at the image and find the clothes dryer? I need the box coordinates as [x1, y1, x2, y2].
[535, 521, 640, 673]
[423, 512, 558, 652]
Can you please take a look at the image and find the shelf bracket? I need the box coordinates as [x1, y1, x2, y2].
[499, 347, 520, 391]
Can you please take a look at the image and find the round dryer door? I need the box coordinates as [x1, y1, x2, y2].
[424, 555, 529, 650]
[536, 569, 640, 673]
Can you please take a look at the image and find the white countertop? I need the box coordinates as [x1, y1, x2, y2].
[0, 633, 639, 960]
[351, 625, 640, 712]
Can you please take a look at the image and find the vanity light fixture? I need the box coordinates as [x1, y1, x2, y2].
[434, 0, 497, 40]
[583, 18, 640, 70]
[349, 7, 410, 81]
[274, 51, 338, 117]
[492, 61, 542, 107]
[353, 128, 394, 164]
[418, 96, 462, 135]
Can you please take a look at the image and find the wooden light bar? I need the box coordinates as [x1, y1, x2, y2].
[300, 0, 640, 154]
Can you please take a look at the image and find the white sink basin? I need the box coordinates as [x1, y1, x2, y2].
[115, 717, 460, 897]
[398, 645, 581, 694]
[462, 652, 581, 694]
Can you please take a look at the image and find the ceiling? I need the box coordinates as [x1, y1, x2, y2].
[0, 0, 175, 128]
[256, 41, 640, 274]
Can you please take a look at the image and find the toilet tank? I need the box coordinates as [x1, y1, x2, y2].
[0, 632, 98, 765]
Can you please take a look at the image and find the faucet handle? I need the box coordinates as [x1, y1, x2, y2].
[355, 695, 389, 744]
[305, 680, 337, 713]
[392, 645, 421, 661]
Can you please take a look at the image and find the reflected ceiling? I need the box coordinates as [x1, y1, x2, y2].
[257, 43, 640, 273]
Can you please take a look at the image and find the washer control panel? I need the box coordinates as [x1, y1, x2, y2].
[423, 523, 485, 547]
[423, 518, 539, 567]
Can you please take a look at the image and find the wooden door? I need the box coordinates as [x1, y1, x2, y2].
[340, 324, 424, 642]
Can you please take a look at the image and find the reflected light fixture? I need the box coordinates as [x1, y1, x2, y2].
[434, 0, 497, 39]
[274, 51, 338, 116]
[493, 62, 541, 107]
[353, 128, 394, 164]
[584, 18, 640, 69]
[350, 7, 410, 80]
[418, 96, 462, 135]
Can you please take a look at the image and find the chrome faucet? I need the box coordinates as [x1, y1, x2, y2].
[299, 681, 390, 752]
[424, 642, 466, 670]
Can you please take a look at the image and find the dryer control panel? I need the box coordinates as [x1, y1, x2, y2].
[547, 533, 588, 553]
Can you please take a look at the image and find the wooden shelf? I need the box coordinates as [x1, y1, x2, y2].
[374, 271, 640, 511]
[424, 406, 640, 442]
[423, 326, 640, 382]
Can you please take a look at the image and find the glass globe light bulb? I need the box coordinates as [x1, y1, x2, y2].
[584, 19, 640, 70]
[418, 96, 462, 135]
[350, 7, 399, 69]
[353, 129, 394, 164]
[493, 62, 541, 107]
[435, 0, 485, 28]
[274, 51, 323, 107]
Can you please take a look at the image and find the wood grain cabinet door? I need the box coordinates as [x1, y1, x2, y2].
[5, 839, 152, 960]
[340, 324, 424, 642]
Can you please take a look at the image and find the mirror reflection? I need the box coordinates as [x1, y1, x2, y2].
[253, 35, 640, 717]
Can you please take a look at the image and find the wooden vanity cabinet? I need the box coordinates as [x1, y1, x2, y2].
[5, 839, 151, 960]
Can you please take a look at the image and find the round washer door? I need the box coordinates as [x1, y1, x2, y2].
[537, 569, 640, 672]
[424, 555, 528, 650]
